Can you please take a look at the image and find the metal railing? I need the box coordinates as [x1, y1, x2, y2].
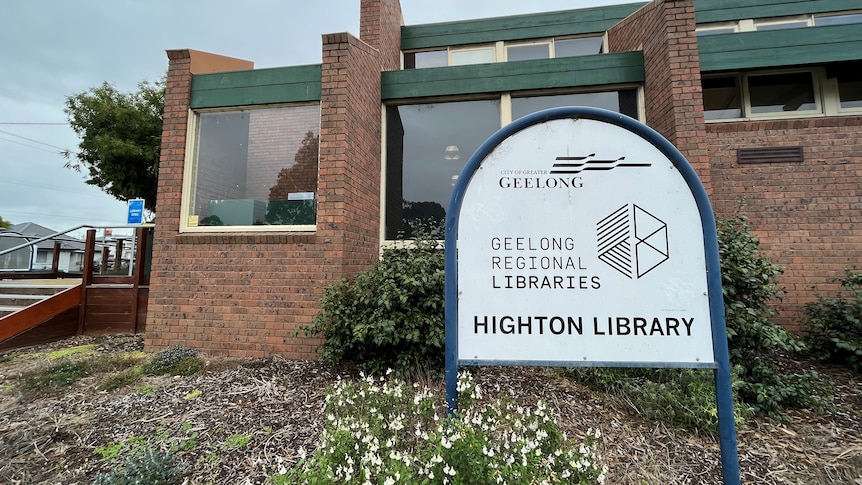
[0, 225, 151, 276]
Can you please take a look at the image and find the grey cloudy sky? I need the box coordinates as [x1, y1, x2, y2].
[0, 0, 633, 238]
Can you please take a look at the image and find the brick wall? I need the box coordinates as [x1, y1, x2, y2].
[608, 0, 711, 192]
[708, 117, 862, 330]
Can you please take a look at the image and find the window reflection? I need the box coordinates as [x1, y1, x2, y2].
[511, 90, 638, 121]
[748, 72, 816, 114]
[385, 100, 501, 239]
[190, 105, 320, 228]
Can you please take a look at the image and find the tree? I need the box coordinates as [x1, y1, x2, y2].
[0, 215, 11, 230]
[64, 79, 164, 212]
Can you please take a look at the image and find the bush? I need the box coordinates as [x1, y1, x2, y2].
[804, 270, 862, 372]
[563, 367, 754, 434]
[93, 447, 181, 485]
[717, 215, 829, 417]
[275, 372, 606, 484]
[304, 236, 445, 374]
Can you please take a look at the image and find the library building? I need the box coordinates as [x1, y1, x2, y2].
[144, 0, 862, 358]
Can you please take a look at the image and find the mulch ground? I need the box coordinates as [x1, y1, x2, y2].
[1, 334, 860, 484]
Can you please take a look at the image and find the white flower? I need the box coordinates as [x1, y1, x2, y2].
[384, 477, 395, 485]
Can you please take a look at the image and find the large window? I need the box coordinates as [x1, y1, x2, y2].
[183, 104, 320, 231]
[385, 100, 501, 239]
[384, 89, 639, 240]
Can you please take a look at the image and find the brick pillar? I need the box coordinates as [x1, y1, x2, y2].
[144, 50, 193, 351]
[608, 0, 711, 193]
[359, 0, 404, 71]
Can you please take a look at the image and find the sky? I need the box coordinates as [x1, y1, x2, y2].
[0, 0, 635, 239]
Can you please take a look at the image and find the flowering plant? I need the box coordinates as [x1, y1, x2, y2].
[274, 371, 606, 484]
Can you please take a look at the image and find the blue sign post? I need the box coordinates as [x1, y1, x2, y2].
[127, 198, 145, 225]
[444, 107, 740, 484]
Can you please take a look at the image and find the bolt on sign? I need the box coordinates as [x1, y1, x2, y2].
[444, 107, 740, 484]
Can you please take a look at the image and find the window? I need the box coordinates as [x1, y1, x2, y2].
[554, 36, 603, 56]
[754, 18, 810, 31]
[830, 63, 862, 109]
[507, 43, 550, 62]
[385, 100, 501, 239]
[696, 26, 737, 36]
[814, 13, 862, 26]
[748, 72, 817, 114]
[384, 88, 639, 240]
[404, 50, 447, 69]
[702, 76, 742, 120]
[183, 104, 320, 231]
[451, 47, 495, 66]
[511, 90, 638, 121]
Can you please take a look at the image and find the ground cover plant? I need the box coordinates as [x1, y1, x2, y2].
[276, 371, 606, 484]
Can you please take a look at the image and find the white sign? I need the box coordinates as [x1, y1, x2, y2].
[456, 117, 714, 365]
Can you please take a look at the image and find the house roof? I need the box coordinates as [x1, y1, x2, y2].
[7, 222, 87, 252]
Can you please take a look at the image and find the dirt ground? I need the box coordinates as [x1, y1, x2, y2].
[0, 334, 860, 484]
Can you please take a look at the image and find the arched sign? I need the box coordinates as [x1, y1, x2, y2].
[445, 107, 739, 484]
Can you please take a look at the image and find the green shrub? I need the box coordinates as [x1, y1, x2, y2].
[143, 346, 202, 376]
[804, 270, 862, 372]
[716, 214, 830, 417]
[93, 447, 181, 485]
[275, 372, 606, 484]
[564, 367, 754, 434]
[304, 236, 445, 374]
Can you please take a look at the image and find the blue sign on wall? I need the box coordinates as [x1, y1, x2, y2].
[127, 198, 145, 225]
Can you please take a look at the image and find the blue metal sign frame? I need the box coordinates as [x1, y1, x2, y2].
[444, 107, 740, 484]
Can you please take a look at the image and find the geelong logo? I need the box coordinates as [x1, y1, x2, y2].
[596, 204, 669, 279]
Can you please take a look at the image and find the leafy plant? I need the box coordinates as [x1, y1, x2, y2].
[564, 367, 754, 433]
[93, 447, 181, 485]
[717, 214, 829, 417]
[23, 360, 90, 391]
[276, 371, 606, 484]
[304, 235, 445, 374]
[143, 346, 202, 376]
[803, 270, 862, 372]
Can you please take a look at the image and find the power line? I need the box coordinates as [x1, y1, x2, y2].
[0, 122, 68, 125]
[0, 129, 70, 151]
[0, 136, 62, 154]
[0, 179, 108, 197]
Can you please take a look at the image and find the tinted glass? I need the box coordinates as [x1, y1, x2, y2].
[511, 90, 638, 120]
[554, 37, 603, 57]
[404, 50, 448, 69]
[507, 44, 550, 62]
[748, 72, 816, 113]
[385, 100, 501, 239]
[702, 76, 742, 119]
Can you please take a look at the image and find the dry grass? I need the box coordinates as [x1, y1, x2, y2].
[0, 334, 860, 484]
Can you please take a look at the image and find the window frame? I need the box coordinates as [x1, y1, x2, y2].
[179, 103, 321, 234]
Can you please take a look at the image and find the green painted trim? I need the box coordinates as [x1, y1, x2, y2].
[191, 64, 322, 109]
[401, 3, 646, 50]
[381, 52, 644, 100]
[699, 24, 862, 72]
[695, 0, 862, 24]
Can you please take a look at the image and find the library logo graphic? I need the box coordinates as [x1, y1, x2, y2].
[596, 204, 669, 279]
